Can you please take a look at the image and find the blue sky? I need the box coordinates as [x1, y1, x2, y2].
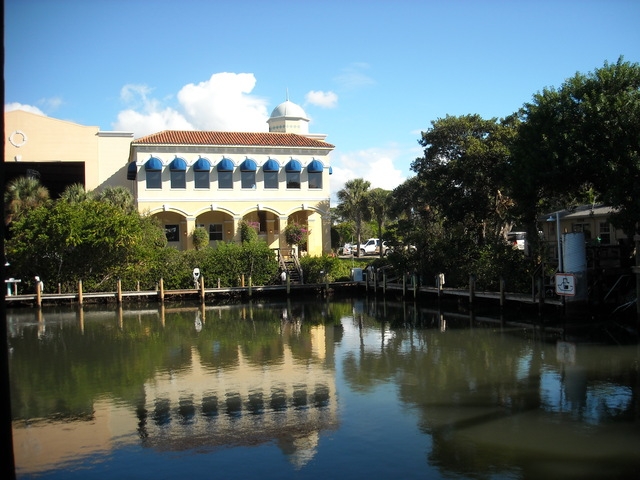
[5, 0, 640, 200]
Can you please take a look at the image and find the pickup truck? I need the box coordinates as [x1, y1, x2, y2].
[359, 238, 389, 256]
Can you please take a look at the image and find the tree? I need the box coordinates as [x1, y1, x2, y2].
[4, 176, 50, 225]
[96, 186, 135, 214]
[512, 57, 640, 237]
[6, 199, 165, 291]
[367, 188, 391, 257]
[336, 178, 371, 255]
[192, 227, 209, 250]
[412, 114, 518, 246]
[59, 183, 92, 203]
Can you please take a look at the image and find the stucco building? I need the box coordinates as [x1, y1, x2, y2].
[4, 109, 133, 197]
[5, 99, 334, 256]
[126, 100, 334, 255]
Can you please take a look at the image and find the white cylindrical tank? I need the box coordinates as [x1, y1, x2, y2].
[563, 232, 587, 273]
[562, 231, 588, 307]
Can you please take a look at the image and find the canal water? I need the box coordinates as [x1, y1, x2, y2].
[6, 298, 640, 479]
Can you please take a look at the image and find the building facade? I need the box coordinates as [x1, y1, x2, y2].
[4, 110, 133, 197]
[127, 100, 334, 255]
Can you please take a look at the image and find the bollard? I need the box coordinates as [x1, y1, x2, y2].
[78, 279, 83, 306]
[159, 278, 165, 302]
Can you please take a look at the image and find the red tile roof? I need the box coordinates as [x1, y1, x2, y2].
[132, 130, 334, 149]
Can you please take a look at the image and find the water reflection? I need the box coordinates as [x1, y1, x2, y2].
[7, 299, 640, 479]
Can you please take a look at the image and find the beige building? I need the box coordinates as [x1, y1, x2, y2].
[5, 99, 334, 256]
[4, 109, 133, 197]
[127, 100, 334, 255]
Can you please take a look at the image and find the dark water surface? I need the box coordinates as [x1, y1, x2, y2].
[7, 298, 640, 479]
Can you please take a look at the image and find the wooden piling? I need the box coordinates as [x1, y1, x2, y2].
[158, 278, 164, 302]
[78, 280, 83, 306]
[117, 279, 122, 304]
[35, 279, 42, 308]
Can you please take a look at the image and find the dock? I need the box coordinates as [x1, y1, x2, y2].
[4, 276, 563, 309]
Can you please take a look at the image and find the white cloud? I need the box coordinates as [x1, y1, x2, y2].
[305, 90, 338, 108]
[329, 147, 408, 204]
[113, 73, 270, 137]
[4, 102, 46, 116]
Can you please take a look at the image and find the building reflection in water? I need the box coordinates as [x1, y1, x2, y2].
[9, 303, 339, 473]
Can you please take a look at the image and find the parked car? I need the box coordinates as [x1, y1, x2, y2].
[359, 238, 389, 256]
[338, 243, 354, 256]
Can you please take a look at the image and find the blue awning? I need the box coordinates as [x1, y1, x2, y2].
[170, 157, 187, 171]
[193, 157, 211, 172]
[240, 158, 257, 172]
[127, 162, 137, 180]
[285, 159, 302, 172]
[263, 159, 280, 172]
[217, 158, 234, 172]
[307, 159, 323, 173]
[145, 157, 162, 171]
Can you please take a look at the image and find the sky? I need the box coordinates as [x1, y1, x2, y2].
[4, 0, 640, 202]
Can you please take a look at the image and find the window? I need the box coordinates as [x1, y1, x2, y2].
[307, 159, 323, 189]
[258, 211, 267, 233]
[195, 171, 209, 189]
[264, 171, 278, 189]
[146, 171, 162, 189]
[308, 172, 322, 189]
[194, 157, 211, 189]
[286, 172, 300, 189]
[169, 158, 187, 189]
[599, 222, 611, 244]
[209, 224, 223, 241]
[145, 157, 162, 188]
[285, 159, 301, 189]
[241, 171, 256, 189]
[170, 170, 185, 189]
[165, 224, 179, 242]
[240, 158, 256, 189]
[218, 171, 233, 189]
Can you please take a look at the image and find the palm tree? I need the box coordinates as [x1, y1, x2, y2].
[336, 178, 371, 256]
[96, 186, 135, 213]
[59, 183, 92, 203]
[367, 188, 391, 257]
[4, 176, 50, 224]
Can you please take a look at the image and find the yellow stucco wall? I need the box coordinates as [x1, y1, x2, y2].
[4, 110, 132, 191]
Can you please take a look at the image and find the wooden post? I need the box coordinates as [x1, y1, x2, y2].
[413, 273, 417, 299]
[383, 272, 386, 294]
[286, 270, 290, 295]
[58, 283, 61, 294]
[200, 275, 205, 302]
[499, 276, 505, 308]
[402, 273, 406, 298]
[217, 278, 221, 289]
[117, 278, 122, 304]
[241, 274, 245, 288]
[159, 278, 165, 303]
[35, 278, 42, 308]
[137, 280, 140, 291]
[248, 276, 252, 297]
[78, 280, 83, 306]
